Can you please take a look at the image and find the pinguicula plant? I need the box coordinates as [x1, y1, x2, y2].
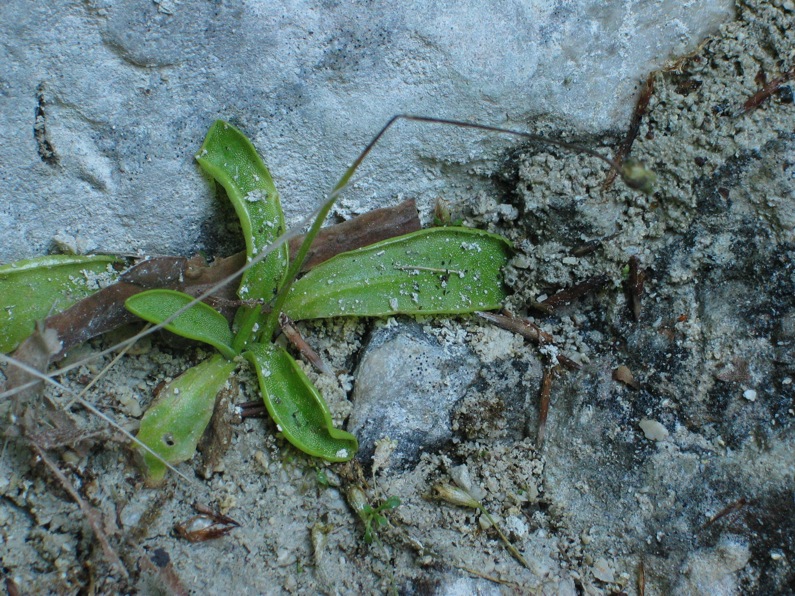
[1, 116, 651, 486]
[121, 121, 511, 483]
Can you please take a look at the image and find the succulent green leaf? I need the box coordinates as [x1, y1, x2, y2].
[244, 342, 358, 462]
[0, 254, 119, 353]
[281, 227, 512, 320]
[125, 289, 236, 359]
[196, 120, 288, 301]
[135, 354, 237, 485]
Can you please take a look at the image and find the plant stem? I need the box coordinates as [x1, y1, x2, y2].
[477, 505, 530, 570]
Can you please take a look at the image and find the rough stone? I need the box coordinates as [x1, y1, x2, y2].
[349, 320, 479, 467]
[1, 0, 733, 263]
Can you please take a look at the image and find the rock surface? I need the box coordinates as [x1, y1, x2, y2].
[349, 320, 479, 467]
[1, 0, 732, 262]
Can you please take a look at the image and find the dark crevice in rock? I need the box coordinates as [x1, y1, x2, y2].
[34, 83, 58, 167]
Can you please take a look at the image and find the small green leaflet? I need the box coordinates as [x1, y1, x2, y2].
[282, 227, 512, 320]
[135, 354, 237, 485]
[245, 342, 358, 462]
[125, 289, 237, 359]
[0, 254, 119, 353]
[196, 120, 288, 301]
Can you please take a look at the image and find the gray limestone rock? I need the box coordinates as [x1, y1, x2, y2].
[1, 0, 733, 263]
[349, 320, 479, 467]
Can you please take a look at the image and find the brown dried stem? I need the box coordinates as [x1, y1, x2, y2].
[736, 66, 795, 116]
[539, 275, 610, 312]
[475, 311, 580, 371]
[537, 366, 557, 448]
[604, 73, 655, 190]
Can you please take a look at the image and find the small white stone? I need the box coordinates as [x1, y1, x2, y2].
[743, 389, 757, 401]
[592, 557, 615, 583]
[639, 419, 669, 441]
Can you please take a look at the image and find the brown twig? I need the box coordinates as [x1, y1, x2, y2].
[735, 66, 795, 116]
[537, 367, 557, 448]
[625, 256, 645, 321]
[702, 497, 749, 529]
[238, 400, 267, 420]
[475, 311, 580, 371]
[604, 73, 655, 189]
[571, 234, 618, 257]
[31, 443, 128, 579]
[527, 300, 554, 315]
[539, 275, 610, 312]
[638, 559, 646, 596]
[475, 310, 553, 343]
[279, 313, 333, 375]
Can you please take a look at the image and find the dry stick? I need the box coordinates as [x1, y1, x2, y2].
[537, 367, 555, 448]
[638, 559, 646, 596]
[603, 73, 655, 190]
[474, 311, 580, 371]
[475, 310, 553, 343]
[539, 275, 610, 312]
[237, 400, 267, 420]
[570, 233, 619, 257]
[278, 313, 333, 375]
[736, 65, 795, 116]
[702, 497, 749, 529]
[31, 442, 129, 579]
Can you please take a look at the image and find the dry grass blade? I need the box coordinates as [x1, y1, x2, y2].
[0, 353, 198, 487]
